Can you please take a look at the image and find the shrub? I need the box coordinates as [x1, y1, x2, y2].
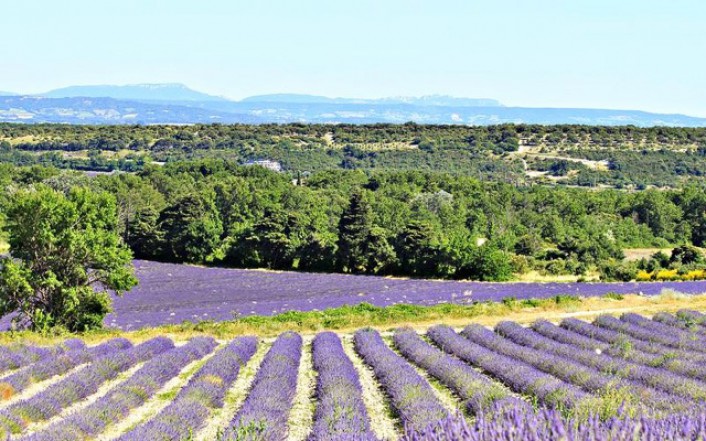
[683, 269, 706, 281]
[655, 269, 679, 281]
[599, 260, 638, 282]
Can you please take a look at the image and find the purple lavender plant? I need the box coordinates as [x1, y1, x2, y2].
[677, 309, 706, 327]
[534, 319, 706, 383]
[652, 312, 706, 334]
[116, 336, 254, 441]
[23, 258, 700, 331]
[0, 339, 85, 375]
[308, 332, 375, 441]
[461, 323, 692, 414]
[0, 337, 130, 402]
[561, 317, 706, 362]
[223, 331, 302, 441]
[393, 328, 522, 415]
[595, 314, 706, 353]
[353, 329, 449, 434]
[621, 312, 706, 346]
[402, 407, 706, 441]
[496, 321, 706, 405]
[427, 325, 590, 411]
[22, 337, 218, 441]
[0, 337, 170, 435]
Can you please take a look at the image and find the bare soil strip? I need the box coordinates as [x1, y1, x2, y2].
[287, 337, 317, 441]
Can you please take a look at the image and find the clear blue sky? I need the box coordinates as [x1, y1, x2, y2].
[2, 0, 705, 115]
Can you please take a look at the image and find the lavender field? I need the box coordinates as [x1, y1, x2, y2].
[2, 310, 706, 440]
[96, 260, 706, 330]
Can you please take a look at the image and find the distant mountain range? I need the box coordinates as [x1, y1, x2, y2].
[0, 83, 704, 127]
[240, 93, 503, 107]
[0, 96, 260, 125]
[41, 83, 226, 102]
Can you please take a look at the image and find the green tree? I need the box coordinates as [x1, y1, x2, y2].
[337, 192, 373, 272]
[623, 191, 683, 243]
[241, 208, 297, 269]
[0, 186, 137, 331]
[453, 242, 513, 281]
[394, 222, 445, 277]
[336, 192, 396, 274]
[359, 227, 397, 274]
[127, 206, 164, 259]
[95, 174, 165, 244]
[158, 192, 223, 262]
[297, 233, 337, 272]
[670, 245, 704, 266]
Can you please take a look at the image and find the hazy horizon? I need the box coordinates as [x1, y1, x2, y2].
[3, 0, 705, 116]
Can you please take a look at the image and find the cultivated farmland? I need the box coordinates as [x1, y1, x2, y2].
[2, 311, 706, 440]
[49, 260, 706, 331]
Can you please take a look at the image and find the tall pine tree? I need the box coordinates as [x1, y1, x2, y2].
[336, 191, 396, 274]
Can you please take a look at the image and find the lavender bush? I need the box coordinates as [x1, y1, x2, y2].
[402, 406, 706, 441]
[677, 309, 706, 326]
[653, 312, 706, 335]
[620, 312, 706, 346]
[117, 336, 254, 441]
[595, 314, 706, 353]
[393, 328, 521, 415]
[533, 319, 706, 383]
[0, 337, 170, 436]
[427, 325, 592, 412]
[461, 323, 691, 415]
[495, 321, 706, 405]
[308, 332, 375, 441]
[354, 329, 449, 434]
[1, 313, 706, 439]
[0, 339, 85, 375]
[223, 331, 302, 441]
[561, 317, 706, 364]
[22, 337, 217, 441]
[0, 337, 130, 402]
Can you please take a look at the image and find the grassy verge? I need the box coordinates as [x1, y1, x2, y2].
[1, 290, 704, 345]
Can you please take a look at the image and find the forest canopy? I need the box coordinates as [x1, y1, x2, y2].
[1, 159, 705, 283]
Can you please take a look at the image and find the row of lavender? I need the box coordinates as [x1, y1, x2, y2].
[2, 308, 706, 439]
[358, 308, 706, 440]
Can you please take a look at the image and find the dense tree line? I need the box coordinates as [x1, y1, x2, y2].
[3, 161, 706, 281]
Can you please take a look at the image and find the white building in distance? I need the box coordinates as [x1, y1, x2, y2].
[243, 159, 282, 172]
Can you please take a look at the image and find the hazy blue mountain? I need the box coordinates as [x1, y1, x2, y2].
[376, 95, 502, 107]
[241, 94, 342, 104]
[2, 85, 705, 126]
[0, 91, 17, 96]
[241, 93, 502, 107]
[41, 83, 226, 102]
[198, 101, 706, 127]
[0, 96, 259, 124]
